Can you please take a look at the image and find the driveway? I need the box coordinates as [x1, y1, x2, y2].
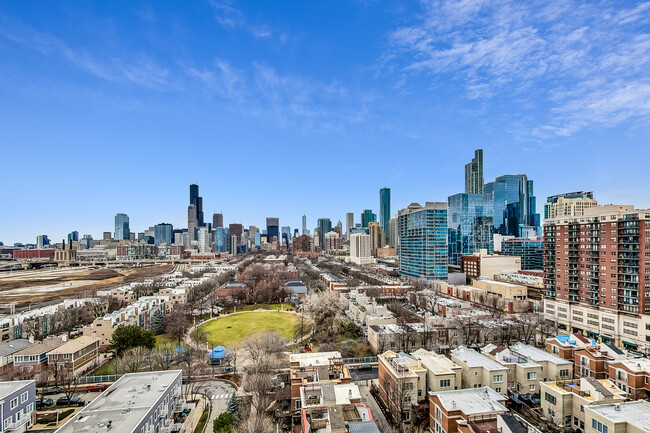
[358, 382, 393, 433]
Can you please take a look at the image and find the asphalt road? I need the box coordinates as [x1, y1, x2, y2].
[203, 380, 235, 428]
[358, 382, 393, 433]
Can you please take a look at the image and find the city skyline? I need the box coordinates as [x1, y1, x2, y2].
[2, 1, 650, 244]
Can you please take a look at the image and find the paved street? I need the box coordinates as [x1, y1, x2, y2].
[358, 382, 393, 433]
[202, 380, 235, 428]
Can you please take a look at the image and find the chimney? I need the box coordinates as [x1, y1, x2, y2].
[28, 335, 35, 344]
[62, 334, 68, 342]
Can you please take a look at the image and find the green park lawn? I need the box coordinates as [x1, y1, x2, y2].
[199, 311, 297, 347]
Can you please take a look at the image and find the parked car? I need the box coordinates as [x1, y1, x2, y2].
[357, 364, 372, 371]
[56, 396, 85, 407]
[36, 398, 54, 409]
[43, 386, 62, 395]
[87, 384, 109, 392]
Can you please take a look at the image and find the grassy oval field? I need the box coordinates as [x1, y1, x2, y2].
[199, 311, 297, 347]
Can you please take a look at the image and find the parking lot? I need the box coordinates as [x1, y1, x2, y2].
[349, 366, 379, 382]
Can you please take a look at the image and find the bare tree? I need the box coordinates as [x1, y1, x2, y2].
[236, 411, 275, 433]
[181, 346, 209, 400]
[116, 347, 153, 373]
[243, 370, 275, 416]
[166, 305, 189, 346]
[150, 343, 176, 371]
[514, 313, 542, 345]
[241, 331, 286, 371]
[56, 365, 79, 405]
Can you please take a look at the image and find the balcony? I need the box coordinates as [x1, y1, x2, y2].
[6, 416, 30, 431]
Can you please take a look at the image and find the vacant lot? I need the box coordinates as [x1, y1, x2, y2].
[0, 265, 173, 307]
[199, 311, 297, 347]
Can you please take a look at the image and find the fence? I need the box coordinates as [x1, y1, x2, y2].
[76, 374, 120, 384]
[343, 356, 378, 365]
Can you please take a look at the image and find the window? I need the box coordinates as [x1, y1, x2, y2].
[20, 391, 28, 403]
[592, 419, 608, 433]
[10, 397, 18, 409]
[560, 369, 570, 378]
[440, 379, 451, 388]
[495, 387, 502, 393]
[529, 384, 536, 391]
[527, 372, 537, 380]
[493, 375, 503, 383]
[544, 392, 557, 405]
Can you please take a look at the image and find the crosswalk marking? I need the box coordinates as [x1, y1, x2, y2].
[211, 394, 230, 400]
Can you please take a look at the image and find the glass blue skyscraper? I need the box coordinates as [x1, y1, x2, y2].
[397, 202, 448, 280]
[361, 209, 376, 228]
[379, 188, 391, 239]
[114, 213, 130, 240]
[154, 223, 173, 246]
[215, 227, 227, 252]
[317, 218, 332, 250]
[447, 193, 494, 266]
[484, 174, 540, 236]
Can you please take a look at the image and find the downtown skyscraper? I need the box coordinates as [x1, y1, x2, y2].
[379, 187, 391, 244]
[114, 213, 130, 240]
[465, 148, 484, 194]
[189, 183, 204, 227]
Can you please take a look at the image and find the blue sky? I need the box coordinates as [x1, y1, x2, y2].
[1, 0, 649, 245]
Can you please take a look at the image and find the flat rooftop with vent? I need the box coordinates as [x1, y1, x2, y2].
[55, 370, 183, 433]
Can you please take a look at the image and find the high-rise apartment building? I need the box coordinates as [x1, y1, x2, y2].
[197, 227, 210, 253]
[300, 214, 306, 236]
[500, 238, 543, 270]
[350, 233, 372, 265]
[465, 149, 484, 194]
[213, 212, 223, 228]
[266, 217, 279, 241]
[187, 205, 198, 241]
[388, 217, 397, 249]
[346, 212, 354, 239]
[543, 204, 650, 351]
[544, 191, 597, 219]
[368, 221, 384, 256]
[380, 187, 391, 239]
[447, 193, 494, 265]
[361, 209, 377, 228]
[317, 218, 332, 251]
[114, 213, 130, 240]
[398, 202, 448, 280]
[67, 231, 79, 242]
[153, 223, 173, 246]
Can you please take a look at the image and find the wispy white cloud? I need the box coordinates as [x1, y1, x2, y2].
[208, 0, 274, 39]
[386, 0, 650, 137]
[0, 13, 171, 90]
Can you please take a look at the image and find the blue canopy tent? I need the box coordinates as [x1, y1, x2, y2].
[209, 345, 229, 365]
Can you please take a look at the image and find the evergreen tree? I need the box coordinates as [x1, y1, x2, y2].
[213, 412, 233, 433]
[151, 310, 166, 335]
[108, 325, 156, 354]
[225, 391, 239, 420]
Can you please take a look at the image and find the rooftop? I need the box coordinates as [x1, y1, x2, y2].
[0, 380, 34, 399]
[511, 342, 570, 365]
[47, 336, 98, 355]
[452, 346, 508, 371]
[55, 370, 182, 433]
[588, 401, 650, 430]
[290, 351, 342, 367]
[0, 339, 32, 357]
[411, 348, 461, 374]
[13, 337, 64, 356]
[432, 387, 508, 415]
